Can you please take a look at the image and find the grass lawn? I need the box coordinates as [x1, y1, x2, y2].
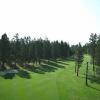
[0, 55, 100, 100]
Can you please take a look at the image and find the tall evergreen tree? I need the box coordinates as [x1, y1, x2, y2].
[89, 33, 97, 72]
[75, 43, 83, 76]
[11, 33, 21, 66]
[42, 38, 51, 60]
[95, 35, 100, 66]
[0, 34, 10, 69]
[95, 35, 100, 77]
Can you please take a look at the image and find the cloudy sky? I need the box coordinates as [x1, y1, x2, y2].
[0, 0, 99, 45]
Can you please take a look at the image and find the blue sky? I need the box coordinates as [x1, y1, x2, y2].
[82, 0, 100, 32]
[0, 0, 99, 45]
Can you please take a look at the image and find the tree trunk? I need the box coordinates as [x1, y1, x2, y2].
[39, 59, 41, 65]
[14, 60, 17, 67]
[93, 57, 95, 77]
[75, 63, 77, 73]
[77, 63, 79, 76]
[36, 59, 37, 65]
[2, 61, 5, 67]
[2, 61, 5, 70]
[86, 62, 88, 86]
[0, 62, 1, 70]
[93, 57, 95, 71]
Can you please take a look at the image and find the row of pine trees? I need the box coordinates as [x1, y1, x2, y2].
[0, 33, 71, 70]
[0, 33, 100, 77]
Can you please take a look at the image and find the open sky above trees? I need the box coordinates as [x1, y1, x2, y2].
[0, 0, 100, 45]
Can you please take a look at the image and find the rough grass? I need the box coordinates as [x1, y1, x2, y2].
[0, 55, 100, 100]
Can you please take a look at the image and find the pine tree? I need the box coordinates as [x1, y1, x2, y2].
[0, 34, 10, 69]
[75, 43, 84, 76]
[11, 33, 21, 66]
[89, 33, 97, 72]
[95, 35, 100, 66]
[95, 35, 100, 77]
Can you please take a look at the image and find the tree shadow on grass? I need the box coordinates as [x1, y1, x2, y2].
[0, 66, 7, 71]
[22, 60, 66, 74]
[89, 67, 100, 84]
[0, 67, 31, 79]
[2, 73, 15, 79]
[47, 60, 65, 69]
[40, 63, 57, 72]
[23, 64, 45, 74]
[81, 73, 100, 84]
[23, 63, 58, 74]
[57, 61, 69, 66]
[17, 70, 31, 79]
[32, 67, 45, 74]
[89, 75, 100, 84]
[87, 85, 100, 92]
[22, 61, 65, 74]
[66, 59, 75, 61]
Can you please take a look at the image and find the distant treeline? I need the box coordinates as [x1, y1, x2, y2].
[68, 33, 100, 78]
[83, 33, 100, 66]
[0, 33, 72, 69]
[0, 33, 100, 74]
[82, 33, 100, 79]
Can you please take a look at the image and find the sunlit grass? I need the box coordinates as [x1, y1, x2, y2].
[0, 55, 100, 100]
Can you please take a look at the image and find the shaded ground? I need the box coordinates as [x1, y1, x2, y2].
[0, 60, 65, 79]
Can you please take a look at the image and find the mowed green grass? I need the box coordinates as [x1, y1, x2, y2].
[0, 55, 100, 100]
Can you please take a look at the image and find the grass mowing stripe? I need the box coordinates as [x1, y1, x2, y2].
[0, 55, 100, 100]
